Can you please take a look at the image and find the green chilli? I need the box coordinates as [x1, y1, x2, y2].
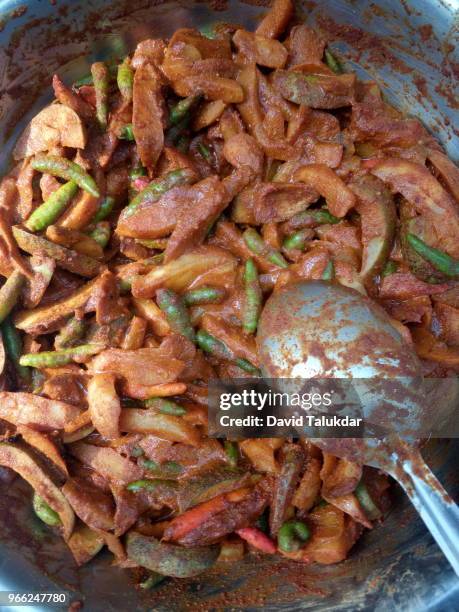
[88, 222, 111, 248]
[289, 208, 340, 228]
[136, 238, 168, 250]
[324, 48, 343, 74]
[321, 260, 335, 280]
[278, 520, 310, 552]
[406, 234, 459, 278]
[91, 62, 109, 129]
[156, 288, 195, 342]
[19, 344, 102, 368]
[197, 142, 211, 162]
[126, 479, 177, 493]
[224, 441, 239, 468]
[183, 286, 226, 306]
[283, 229, 310, 251]
[0, 271, 25, 324]
[129, 166, 147, 181]
[242, 259, 262, 335]
[243, 228, 288, 269]
[196, 329, 232, 360]
[25, 181, 78, 232]
[196, 330, 260, 375]
[93, 196, 115, 222]
[117, 58, 134, 103]
[165, 119, 190, 147]
[54, 316, 86, 349]
[73, 74, 93, 88]
[31, 155, 99, 198]
[381, 260, 398, 278]
[1, 317, 31, 383]
[119, 124, 135, 141]
[32, 493, 61, 526]
[122, 169, 195, 218]
[355, 481, 382, 520]
[169, 95, 201, 126]
[144, 397, 187, 416]
[234, 357, 261, 376]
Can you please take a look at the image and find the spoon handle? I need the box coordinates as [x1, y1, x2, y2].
[394, 449, 459, 577]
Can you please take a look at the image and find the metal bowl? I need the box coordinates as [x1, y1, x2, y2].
[0, 1, 458, 610]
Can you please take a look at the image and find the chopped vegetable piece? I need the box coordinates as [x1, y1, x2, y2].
[119, 124, 135, 141]
[169, 95, 201, 126]
[270, 443, 304, 536]
[196, 329, 260, 375]
[89, 222, 111, 249]
[183, 286, 226, 306]
[156, 288, 195, 342]
[33, 492, 62, 526]
[381, 260, 398, 277]
[74, 74, 93, 87]
[406, 234, 459, 278]
[121, 168, 195, 219]
[1, 317, 30, 383]
[126, 531, 220, 578]
[324, 48, 343, 74]
[67, 524, 104, 566]
[283, 230, 310, 251]
[12, 227, 103, 278]
[19, 344, 103, 368]
[278, 520, 310, 552]
[25, 181, 79, 232]
[224, 441, 239, 468]
[321, 260, 335, 280]
[354, 481, 382, 520]
[117, 58, 134, 103]
[242, 259, 262, 334]
[236, 527, 276, 553]
[0, 443, 74, 539]
[91, 62, 109, 129]
[93, 196, 115, 222]
[54, 316, 86, 349]
[31, 155, 99, 197]
[144, 397, 187, 416]
[129, 166, 147, 181]
[126, 479, 178, 493]
[243, 228, 288, 268]
[0, 271, 25, 324]
[119, 410, 200, 445]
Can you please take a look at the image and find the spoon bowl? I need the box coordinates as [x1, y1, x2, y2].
[257, 281, 459, 575]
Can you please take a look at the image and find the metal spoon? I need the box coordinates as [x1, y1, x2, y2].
[257, 280, 459, 576]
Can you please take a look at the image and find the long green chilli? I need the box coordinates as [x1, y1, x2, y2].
[169, 95, 201, 126]
[122, 169, 195, 218]
[117, 58, 134, 103]
[243, 228, 289, 269]
[31, 155, 99, 198]
[196, 330, 261, 375]
[1, 316, 31, 383]
[19, 344, 103, 368]
[91, 62, 109, 130]
[143, 397, 187, 416]
[25, 181, 78, 232]
[324, 48, 343, 74]
[242, 259, 262, 334]
[156, 288, 195, 342]
[406, 233, 459, 277]
[33, 493, 61, 526]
